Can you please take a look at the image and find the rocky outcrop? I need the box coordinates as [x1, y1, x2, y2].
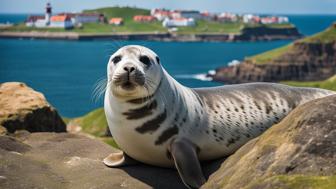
[212, 41, 336, 84]
[236, 25, 302, 41]
[0, 131, 222, 189]
[0, 82, 66, 133]
[203, 95, 336, 189]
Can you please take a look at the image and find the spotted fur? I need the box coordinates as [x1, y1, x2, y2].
[104, 45, 336, 168]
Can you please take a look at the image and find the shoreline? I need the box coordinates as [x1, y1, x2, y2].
[0, 27, 302, 42]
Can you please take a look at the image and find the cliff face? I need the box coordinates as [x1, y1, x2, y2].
[236, 26, 302, 41]
[212, 41, 336, 83]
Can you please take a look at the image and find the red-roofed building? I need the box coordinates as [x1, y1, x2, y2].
[109, 18, 123, 26]
[133, 15, 156, 22]
[151, 9, 172, 21]
[50, 15, 73, 28]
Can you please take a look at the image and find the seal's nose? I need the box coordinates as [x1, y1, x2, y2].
[123, 65, 135, 73]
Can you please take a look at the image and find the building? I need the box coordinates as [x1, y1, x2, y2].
[171, 10, 202, 20]
[109, 18, 123, 26]
[25, 15, 45, 27]
[45, 3, 52, 25]
[151, 9, 171, 21]
[73, 13, 100, 24]
[50, 15, 73, 29]
[133, 15, 156, 22]
[162, 18, 195, 27]
[243, 14, 261, 24]
[218, 12, 238, 22]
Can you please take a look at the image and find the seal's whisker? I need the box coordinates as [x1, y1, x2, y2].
[92, 77, 109, 104]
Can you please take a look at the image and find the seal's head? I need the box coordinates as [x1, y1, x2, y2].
[107, 45, 162, 99]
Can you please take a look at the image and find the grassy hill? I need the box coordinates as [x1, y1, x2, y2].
[247, 23, 336, 64]
[83, 6, 150, 21]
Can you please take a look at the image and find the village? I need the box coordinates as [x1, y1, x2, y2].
[25, 3, 290, 30]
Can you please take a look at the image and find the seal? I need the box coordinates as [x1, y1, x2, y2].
[103, 45, 335, 188]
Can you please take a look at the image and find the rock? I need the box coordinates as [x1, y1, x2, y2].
[202, 95, 336, 189]
[0, 82, 66, 133]
[0, 132, 209, 189]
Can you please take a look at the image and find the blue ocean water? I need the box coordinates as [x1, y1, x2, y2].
[1, 15, 335, 117]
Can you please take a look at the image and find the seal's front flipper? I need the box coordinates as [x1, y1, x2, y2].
[170, 138, 206, 189]
[103, 151, 138, 167]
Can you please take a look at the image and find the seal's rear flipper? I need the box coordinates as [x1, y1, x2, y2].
[103, 151, 138, 167]
[170, 138, 206, 189]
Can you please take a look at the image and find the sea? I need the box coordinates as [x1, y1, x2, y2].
[0, 14, 335, 117]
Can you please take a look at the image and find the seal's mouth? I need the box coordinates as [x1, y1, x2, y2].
[120, 81, 136, 91]
[112, 72, 145, 92]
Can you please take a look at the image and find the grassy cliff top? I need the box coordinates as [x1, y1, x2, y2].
[247, 24, 336, 64]
[282, 75, 336, 91]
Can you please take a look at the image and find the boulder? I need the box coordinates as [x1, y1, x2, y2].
[0, 82, 66, 133]
[202, 95, 336, 189]
[0, 132, 182, 188]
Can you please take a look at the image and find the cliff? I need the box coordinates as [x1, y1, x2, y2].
[211, 23, 336, 83]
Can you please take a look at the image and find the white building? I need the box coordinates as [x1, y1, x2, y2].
[171, 10, 202, 20]
[50, 15, 73, 29]
[151, 9, 171, 21]
[163, 18, 195, 27]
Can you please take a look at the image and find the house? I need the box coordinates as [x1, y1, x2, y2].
[162, 18, 195, 27]
[133, 15, 156, 22]
[74, 13, 100, 24]
[109, 18, 123, 26]
[218, 12, 238, 22]
[171, 10, 202, 20]
[25, 15, 45, 27]
[243, 14, 261, 24]
[50, 15, 73, 29]
[151, 9, 171, 21]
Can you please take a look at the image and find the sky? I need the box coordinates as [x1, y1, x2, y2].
[0, 0, 335, 14]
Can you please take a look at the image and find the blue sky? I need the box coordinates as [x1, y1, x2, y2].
[0, 0, 335, 14]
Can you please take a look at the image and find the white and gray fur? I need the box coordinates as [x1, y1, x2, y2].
[104, 45, 335, 188]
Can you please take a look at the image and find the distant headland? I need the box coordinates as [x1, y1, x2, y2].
[0, 3, 302, 41]
[209, 23, 336, 85]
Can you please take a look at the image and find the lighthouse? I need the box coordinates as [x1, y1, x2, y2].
[45, 2, 52, 25]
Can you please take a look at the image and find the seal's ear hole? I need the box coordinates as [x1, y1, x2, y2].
[156, 56, 160, 64]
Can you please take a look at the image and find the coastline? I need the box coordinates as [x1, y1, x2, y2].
[0, 26, 302, 42]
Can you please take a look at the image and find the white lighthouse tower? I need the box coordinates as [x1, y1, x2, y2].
[45, 2, 52, 25]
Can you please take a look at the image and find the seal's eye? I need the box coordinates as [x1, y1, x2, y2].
[112, 55, 122, 64]
[139, 55, 151, 66]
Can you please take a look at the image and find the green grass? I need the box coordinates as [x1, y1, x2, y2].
[71, 108, 119, 149]
[83, 6, 150, 20]
[247, 44, 292, 64]
[282, 75, 336, 91]
[176, 20, 243, 34]
[302, 24, 336, 43]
